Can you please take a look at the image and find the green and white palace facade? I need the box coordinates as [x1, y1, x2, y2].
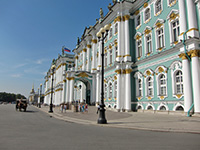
[44, 0, 200, 115]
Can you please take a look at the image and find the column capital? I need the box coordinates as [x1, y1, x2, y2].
[123, 15, 130, 21]
[188, 50, 200, 58]
[92, 39, 97, 44]
[179, 53, 188, 60]
[83, 48, 87, 52]
[114, 16, 121, 23]
[87, 44, 91, 48]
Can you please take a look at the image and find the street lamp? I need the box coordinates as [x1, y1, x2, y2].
[96, 24, 111, 124]
[49, 65, 56, 113]
[39, 83, 42, 108]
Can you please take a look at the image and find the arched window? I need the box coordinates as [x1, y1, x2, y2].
[146, 34, 152, 54]
[172, 20, 180, 43]
[109, 82, 112, 99]
[104, 84, 107, 99]
[155, 0, 162, 14]
[115, 45, 118, 59]
[144, 8, 150, 21]
[104, 52, 107, 67]
[137, 39, 142, 57]
[110, 50, 113, 64]
[160, 106, 166, 110]
[109, 28, 112, 38]
[136, 15, 141, 27]
[175, 71, 183, 94]
[159, 74, 166, 96]
[156, 27, 165, 49]
[114, 81, 117, 98]
[138, 79, 142, 97]
[147, 106, 153, 110]
[147, 77, 153, 96]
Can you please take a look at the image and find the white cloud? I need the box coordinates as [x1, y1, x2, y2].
[14, 63, 27, 68]
[35, 58, 49, 65]
[11, 74, 22, 78]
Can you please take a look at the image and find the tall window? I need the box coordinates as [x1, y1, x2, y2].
[114, 81, 117, 98]
[172, 20, 180, 43]
[115, 23, 118, 34]
[110, 50, 113, 64]
[138, 79, 142, 97]
[137, 40, 142, 57]
[115, 46, 118, 59]
[157, 28, 164, 48]
[136, 15, 141, 27]
[175, 71, 183, 94]
[155, 0, 162, 14]
[109, 82, 112, 99]
[146, 34, 152, 54]
[145, 8, 150, 21]
[159, 74, 166, 95]
[109, 28, 112, 38]
[105, 53, 107, 67]
[147, 77, 153, 96]
[104, 84, 107, 99]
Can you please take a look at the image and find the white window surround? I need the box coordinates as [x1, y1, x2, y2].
[110, 49, 113, 65]
[170, 61, 183, 99]
[173, 102, 184, 111]
[104, 83, 108, 99]
[155, 65, 168, 100]
[135, 13, 141, 29]
[114, 81, 117, 99]
[168, 0, 176, 7]
[114, 23, 118, 34]
[137, 103, 144, 110]
[167, 10, 179, 45]
[134, 72, 143, 99]
[154, 0, 163, 16]
[144, 7, 151, 23]
[145, 104, 155, 110]
[108, 82, 112, 99]
[144, 69, 154, 100]
[134, 32, 143, 58]
[157, 103, 169, 111]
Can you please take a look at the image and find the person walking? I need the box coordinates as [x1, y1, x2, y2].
[85, 104, 88, 113]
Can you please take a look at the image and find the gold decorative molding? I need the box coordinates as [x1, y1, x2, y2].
[114, 75, 117, 80]
[109, 45, 112, 49]
[116, 55, 122, 58]
[147, 96, 152, 100]
[125, 68, 133, 74]
[160, 96, 164, 100]
[144, 29, 151, 35]
[75, 56, 79, 59]
[123, 54, 131, 57]
[136, 35, 142, 40]
[124, 15, 130, 21]
[173, 41, 178, 45]
[78, 72, 89, 78]
[176, 94, 182, 99]
[92, 39, 97, 43]
[92, 68, 97, 70]
[188, 50, 200, 58]
[144, 2, 148, 8]
[169, 13, 179, 21]
[156, 22, 163, 29]
[114, 16, 121, 23]
[63, 79, 66, 83]
[87, 45, 91, 48]
[115, 69, 121, 74]
[188, 28, 199, 33]
[98, 65, 101, 67]
[83, 48, 87, 52]
[134, 10, 140, 16]
[137, 97, 142, 100]
[178, 53, 188, 60]
[122, 69, 126, 74]
[146, 70, 151, 76]
[104, 79, 107, 83]
[158, 67, 164, 73]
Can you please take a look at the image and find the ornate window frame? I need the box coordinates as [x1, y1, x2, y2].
[154, 19, 165, 52]
[143, 26, 152, 56]
[134, 32, 143, 59]
[108, 82, 113, 100]
[155, 65, 168, 100]
[135, 11, 141, 29]
[134, 72, 143, 100]
[157, 103, 169, 111]
[144, 69, 154, 100]
[114, 23, 118, 35]
[154, 0, 163, 16]
[167, 10, 179, 46]
[144, 7, 151, 23]
[168, 0, 176, 7]
[170, 61, 183, 99]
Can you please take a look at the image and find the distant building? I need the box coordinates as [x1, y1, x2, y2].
[44, 0, 200, 115]
[28, 84, 38, 104]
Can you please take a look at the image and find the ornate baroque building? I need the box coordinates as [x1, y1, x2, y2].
[44, 0, 200, 115]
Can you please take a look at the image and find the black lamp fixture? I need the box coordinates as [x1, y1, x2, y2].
[49, 64, 56, 113]
[96, 23, 111, 124]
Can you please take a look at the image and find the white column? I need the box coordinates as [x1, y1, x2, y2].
[91, 76, 96, 104]
[80, 83, 84, 103]
[178, 0, 187, 41]
[75, 56, 78, 71]
[181, 55, 193, 112]
[186, 0, 199, 38]
[83, 48, 87, 71]
[124, 15, 131, 62]
[125, 66, 132, 111]
[96, 73, 100, 104]
[62, 80, 66, 103]
[191, 51, 200, 113]
[116, 66, 121, 111]
[116, 16, 122, 61]
[69, 78, 74, 103]
[91, 39, 97, 73]
[66, 78, 70, 103]
[86, 44, 91, 72]
[97, 41, 102, 70]
[121, 71, 125, 110]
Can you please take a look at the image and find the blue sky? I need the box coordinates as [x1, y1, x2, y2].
[0, 0, 111, 97]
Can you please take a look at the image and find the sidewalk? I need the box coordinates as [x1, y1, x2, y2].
[36, 105, 200, 134]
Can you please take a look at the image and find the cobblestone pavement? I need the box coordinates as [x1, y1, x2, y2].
[35, 105, 200, 134]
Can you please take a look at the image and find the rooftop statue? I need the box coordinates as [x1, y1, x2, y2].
[108, 3, 112, 11]
[100, 8, 104, 18]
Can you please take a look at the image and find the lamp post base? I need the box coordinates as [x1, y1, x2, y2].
[97, 104, 107, 124]
[49, 104, 53, 113]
